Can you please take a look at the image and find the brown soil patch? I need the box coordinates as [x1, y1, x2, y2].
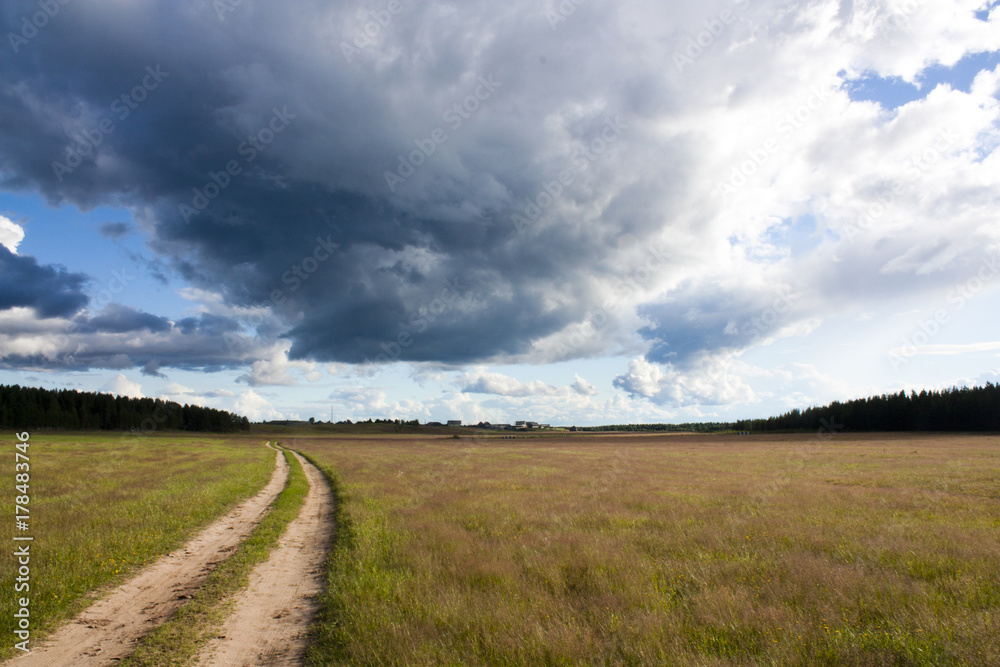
[195, 451, 334, 666]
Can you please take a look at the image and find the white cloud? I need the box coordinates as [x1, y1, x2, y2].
[612, 358, 665, 399]
[572, 374, 599, 396]
[238, 343, 321, 386]
[163, 382, 195, 395]
[740, 361, 856, 410]
[158, 382, 236, 405]
[975, 369, 1000, 385]
[329, 387, 431, 422]
[100, 374, 144, 398]
[0, 308, 279, 373]
[613, 355, 757, 407]
[457, 369, 600, 398]
[234, 389, 285, 422]
[0, 216, 24, 254]
[458, 370, 563, 397]
[177, 287, 280, 334]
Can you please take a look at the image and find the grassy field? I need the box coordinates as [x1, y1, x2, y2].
[293, 432, 1000, 666]
[0, 433, 274, 660]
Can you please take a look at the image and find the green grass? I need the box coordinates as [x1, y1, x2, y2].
[0, 433, 274, 661]
[297, 451, 356, 667]
[122, 445, 310, 666]
[294, 432, 1000, 666]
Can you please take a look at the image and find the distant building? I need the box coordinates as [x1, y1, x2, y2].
[513, 420, 549, 429]
[476, 422, 512, 430]
[447, 420, 462, 427]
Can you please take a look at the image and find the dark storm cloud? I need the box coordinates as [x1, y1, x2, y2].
[1, 0, 693, 367]
[79, 304, 171, 334]
[0, 243, 259, 372]
[0, 245, 88, 317]
[175, 313, 241, 337]
[635, 236, 980, 368]
[141, 359, 166, 378]
[98, 222, 131, 238]
[639, 281, 800, 366]
[0, 317, 271, 374]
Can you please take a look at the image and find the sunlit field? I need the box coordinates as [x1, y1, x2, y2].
[0, 433, 274, 659]
[295, 432, 1000, 666]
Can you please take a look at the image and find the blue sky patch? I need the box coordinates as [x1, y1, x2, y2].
[975, 1, 998, 22]
[843, 50, 1000, 110]
[766, 215, 820, 256]
[0, 191, 188, 319]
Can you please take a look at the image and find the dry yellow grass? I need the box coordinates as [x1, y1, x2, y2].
[296, 432, 1000, 666]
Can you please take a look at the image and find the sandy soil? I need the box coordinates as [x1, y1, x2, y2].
[195, 450, 335, 666]
[9, 444, 288, 667]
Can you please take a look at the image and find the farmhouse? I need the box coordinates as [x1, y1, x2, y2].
[509, 421, 551, 430]
[476, 422, 512, 430]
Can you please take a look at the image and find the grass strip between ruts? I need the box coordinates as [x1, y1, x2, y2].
[294, 450, 356, 667]
[121, 444, 309, 666]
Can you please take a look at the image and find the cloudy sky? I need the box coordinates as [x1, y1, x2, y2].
[1, 0, 998, 425]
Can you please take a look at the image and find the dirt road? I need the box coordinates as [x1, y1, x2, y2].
[10, 444, 288, 667]
[195, 450, 335, 666]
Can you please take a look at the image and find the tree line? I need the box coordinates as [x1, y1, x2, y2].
[580, 422, 732, 433]
[4, 382, 998, 435]
[732, 383, 1000, 433]
[0, 384, 250, 433]
[573, 383, 999, 433]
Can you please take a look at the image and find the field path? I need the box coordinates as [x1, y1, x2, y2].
[9, 443, 288, 667]
[195, 450, 334, 666]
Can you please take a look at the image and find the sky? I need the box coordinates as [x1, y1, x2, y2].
[1, 0, 999, 426]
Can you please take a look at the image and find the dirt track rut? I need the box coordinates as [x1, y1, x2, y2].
[195, 450, 334, 666]
[9, 444, 288, 667]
